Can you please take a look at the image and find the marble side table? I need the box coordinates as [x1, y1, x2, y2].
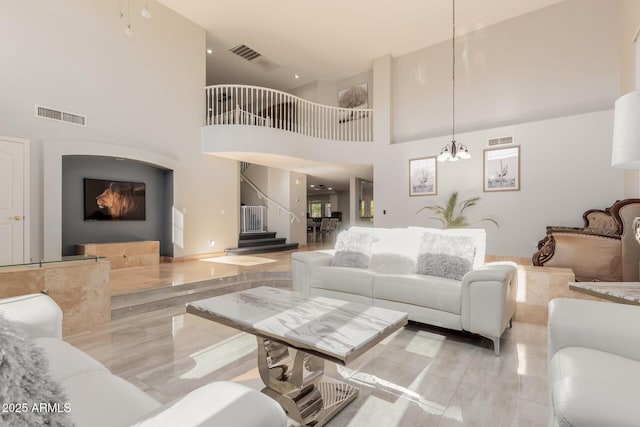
[187, 286, 408, 427]
[569, 282, 640, 305]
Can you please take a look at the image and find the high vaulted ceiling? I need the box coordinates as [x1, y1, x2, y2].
[158, 0, 563, 91]
[157, 0, 563, 192]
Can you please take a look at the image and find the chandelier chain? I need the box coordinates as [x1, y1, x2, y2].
[452, 0, 456, 143]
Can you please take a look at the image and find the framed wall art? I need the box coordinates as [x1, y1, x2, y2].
[338, 83, 368, 123]
[483, 146, 520, 192]
[409, 156, 437, 196]
[84, 178, 146, 220]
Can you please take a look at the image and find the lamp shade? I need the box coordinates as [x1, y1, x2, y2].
[612, 90, 640, 168]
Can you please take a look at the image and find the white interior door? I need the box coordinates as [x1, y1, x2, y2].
[0, 139, 25, 264]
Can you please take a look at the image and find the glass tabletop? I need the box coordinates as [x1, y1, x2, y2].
[0, 255, 105, 268]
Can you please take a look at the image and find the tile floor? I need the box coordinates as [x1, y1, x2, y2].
[66, 247, 550, 426]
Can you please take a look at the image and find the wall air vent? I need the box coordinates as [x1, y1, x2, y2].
[488, 136, 513, 146]
[36, 105, 87, 127]
[229, 44, 281, 72]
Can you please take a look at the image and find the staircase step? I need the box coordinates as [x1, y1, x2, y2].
[240, 232, 277, 240]
[111, 271, 292, 320]
[225, 243, 299, 256]
[238, 237, 286, 247]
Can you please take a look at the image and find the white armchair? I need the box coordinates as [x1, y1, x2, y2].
[0, 293, 287, 427]
[547, 298, 640, 426]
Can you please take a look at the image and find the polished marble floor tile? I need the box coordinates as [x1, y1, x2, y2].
[65, 249, 552, 426]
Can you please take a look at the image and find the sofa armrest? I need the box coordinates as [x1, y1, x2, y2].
[460, 262, 518, 354]
[0, 293, 63, 339]
[132, 381, 287, 427]
[291, 250, 334, 295]
[548, 298, 640, 362]
[552, 376, 640, 427]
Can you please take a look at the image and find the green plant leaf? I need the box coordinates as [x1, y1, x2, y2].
[416, 191, 499, 229]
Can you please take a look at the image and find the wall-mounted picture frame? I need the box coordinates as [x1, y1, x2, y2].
[483, 146, 520, 192]
[338, 83, 368, 123]
[409, 156, 437, 196]
[84, 178, 146, 220]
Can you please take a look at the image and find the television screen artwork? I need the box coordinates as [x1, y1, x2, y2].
[84, 178, 146, 221]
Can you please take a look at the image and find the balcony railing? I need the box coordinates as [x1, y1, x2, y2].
[205, 84, 373, 142]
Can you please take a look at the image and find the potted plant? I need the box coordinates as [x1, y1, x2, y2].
[417, 191, 499, 228]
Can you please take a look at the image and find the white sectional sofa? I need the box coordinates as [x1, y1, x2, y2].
[292, 226, 518, 355]
[548, 298, 640, 427]
[0, 293, 287, 427]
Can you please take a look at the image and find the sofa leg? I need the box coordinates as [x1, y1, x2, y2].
[509, 318, 513, 329]
[490, 336, 500, 356]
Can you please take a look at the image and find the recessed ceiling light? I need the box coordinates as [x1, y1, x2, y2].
[309, 184, 315, 188]
[207, 49, 213, 54]
[294, 74, 300, 79]
[328, 187, 333, 190]
[140, 6, 151, 19]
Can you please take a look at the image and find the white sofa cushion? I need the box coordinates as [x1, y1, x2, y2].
[0, 294, 63, 339]
[373, 274, 462, 314]
[34, 337, 108, 383]
[61, 370, 161, 427]
[310, 266, 376, 297]
[369, 228, 421, 274]
[133, 381, 287, 427]
[549, 347, 640, 427]
[331, 227, 379, 269]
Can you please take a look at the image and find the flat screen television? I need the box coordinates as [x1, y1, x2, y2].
[84, 178, 146, 221]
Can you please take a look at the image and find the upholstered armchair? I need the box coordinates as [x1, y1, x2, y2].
[548, 298, 640, 426]
[532, 199, 640, 281]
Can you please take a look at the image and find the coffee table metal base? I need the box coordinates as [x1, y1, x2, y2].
[257, 337, 358, 426]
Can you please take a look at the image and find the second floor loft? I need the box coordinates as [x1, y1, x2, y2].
[205, 85, 374, 142]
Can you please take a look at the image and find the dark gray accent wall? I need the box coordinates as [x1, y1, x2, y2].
[62, 155, 173, 257]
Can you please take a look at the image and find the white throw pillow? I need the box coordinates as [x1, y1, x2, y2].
[331, 227, 379, 269]
[409, 227, 486, 269]
[415, 232, 476, 280]
[0, 315, 73, 427]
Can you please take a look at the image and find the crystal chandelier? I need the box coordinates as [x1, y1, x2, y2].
[438, 0, 470, 162]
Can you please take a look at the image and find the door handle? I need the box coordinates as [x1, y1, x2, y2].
[10, 216, 22, 221]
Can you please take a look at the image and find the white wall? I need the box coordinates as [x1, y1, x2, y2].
[290, 71, 373, 108]
[266, 168, 291, 240]
[337, 190, 351, 222]
[243, 164, 305, 243]
[374, 110, 624, 257]
[289, 81, 318, 102]
[368, 0, 625, 257]
[202, 125, 375, 165]
[241, 164, 268, 207]
[620, 0, 640, 197]
[391, 0, 621, 143]
[289, 172, 307, 244]
[0, 0, 239, 259]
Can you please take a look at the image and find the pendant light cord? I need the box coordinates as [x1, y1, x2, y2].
[452, 0, 456, 144]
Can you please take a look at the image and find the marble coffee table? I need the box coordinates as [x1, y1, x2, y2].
[186, 286, 408, 427]
[569, 281, 640, 305]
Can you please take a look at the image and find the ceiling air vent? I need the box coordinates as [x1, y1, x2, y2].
[36, 105, 87, 127]
[229, 44, 281, 72]
[488, 136, 513, 146]
[229, 44, 261, 61]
